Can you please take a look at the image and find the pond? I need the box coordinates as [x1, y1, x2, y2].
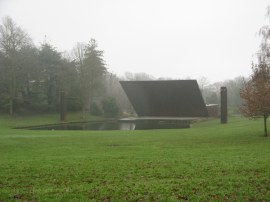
[30, 121, 135, 131]
[28, 119, 192, 131]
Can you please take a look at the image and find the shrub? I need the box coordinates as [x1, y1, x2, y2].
[90, 102, 102, 116]
[101, 97, 119, 117]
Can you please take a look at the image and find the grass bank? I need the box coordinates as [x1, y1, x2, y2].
[0, 115, 270, 201]
[0, 112, 105, 129]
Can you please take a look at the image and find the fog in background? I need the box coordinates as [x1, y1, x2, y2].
[0, 0, 269, 82]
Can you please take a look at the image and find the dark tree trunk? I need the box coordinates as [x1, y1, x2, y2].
[9, 65, 16, 116]
[9, 98, 13, 116]
[47, 82, 52, 111]
[264, 115, 268, 137]
[60, 91, 66, 121]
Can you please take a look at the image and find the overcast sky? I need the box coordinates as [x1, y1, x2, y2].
[1, 0, 270, 82]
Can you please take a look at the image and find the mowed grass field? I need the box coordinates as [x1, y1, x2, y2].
[0, 114, 270, 201]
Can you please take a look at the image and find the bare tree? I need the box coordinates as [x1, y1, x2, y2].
[197, 76, 210, 102]
[123, 72, 154, 81]
[0, 16, 32, 115]
[240, 63, 270, 137]
[240, 6, 270, 137]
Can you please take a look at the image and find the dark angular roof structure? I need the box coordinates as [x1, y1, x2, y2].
[120, 80, 208, 117]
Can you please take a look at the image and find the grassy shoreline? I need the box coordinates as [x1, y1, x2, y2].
[0, 112, 105, 128]
[0, 115, 270, 201]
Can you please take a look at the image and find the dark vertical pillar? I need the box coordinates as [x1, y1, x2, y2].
[60, 91, 66, 121]
[220, 87, 227, 124]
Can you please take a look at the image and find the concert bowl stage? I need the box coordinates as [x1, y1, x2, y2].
[120, 80, 208, 129]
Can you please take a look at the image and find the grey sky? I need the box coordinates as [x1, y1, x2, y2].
[1, 0, 270, 82]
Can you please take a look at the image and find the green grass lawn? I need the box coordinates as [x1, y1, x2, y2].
[0, 114, 270, 201]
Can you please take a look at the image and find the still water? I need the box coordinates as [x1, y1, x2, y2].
[30, 120, 191, 131]
[31, 121, 135, 131]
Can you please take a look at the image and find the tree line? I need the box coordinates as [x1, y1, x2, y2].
[0, 16, 133, 117]
[0, 16, 252, 120]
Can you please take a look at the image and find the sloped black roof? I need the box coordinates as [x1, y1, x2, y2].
[120, 80, 208, 117]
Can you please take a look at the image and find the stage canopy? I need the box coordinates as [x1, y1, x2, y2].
[120, 80, 208, 117]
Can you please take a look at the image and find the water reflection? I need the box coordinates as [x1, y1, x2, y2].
[119, 122, 136, 130]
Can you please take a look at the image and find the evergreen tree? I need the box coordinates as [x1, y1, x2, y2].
[73, 39, 107, 117]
